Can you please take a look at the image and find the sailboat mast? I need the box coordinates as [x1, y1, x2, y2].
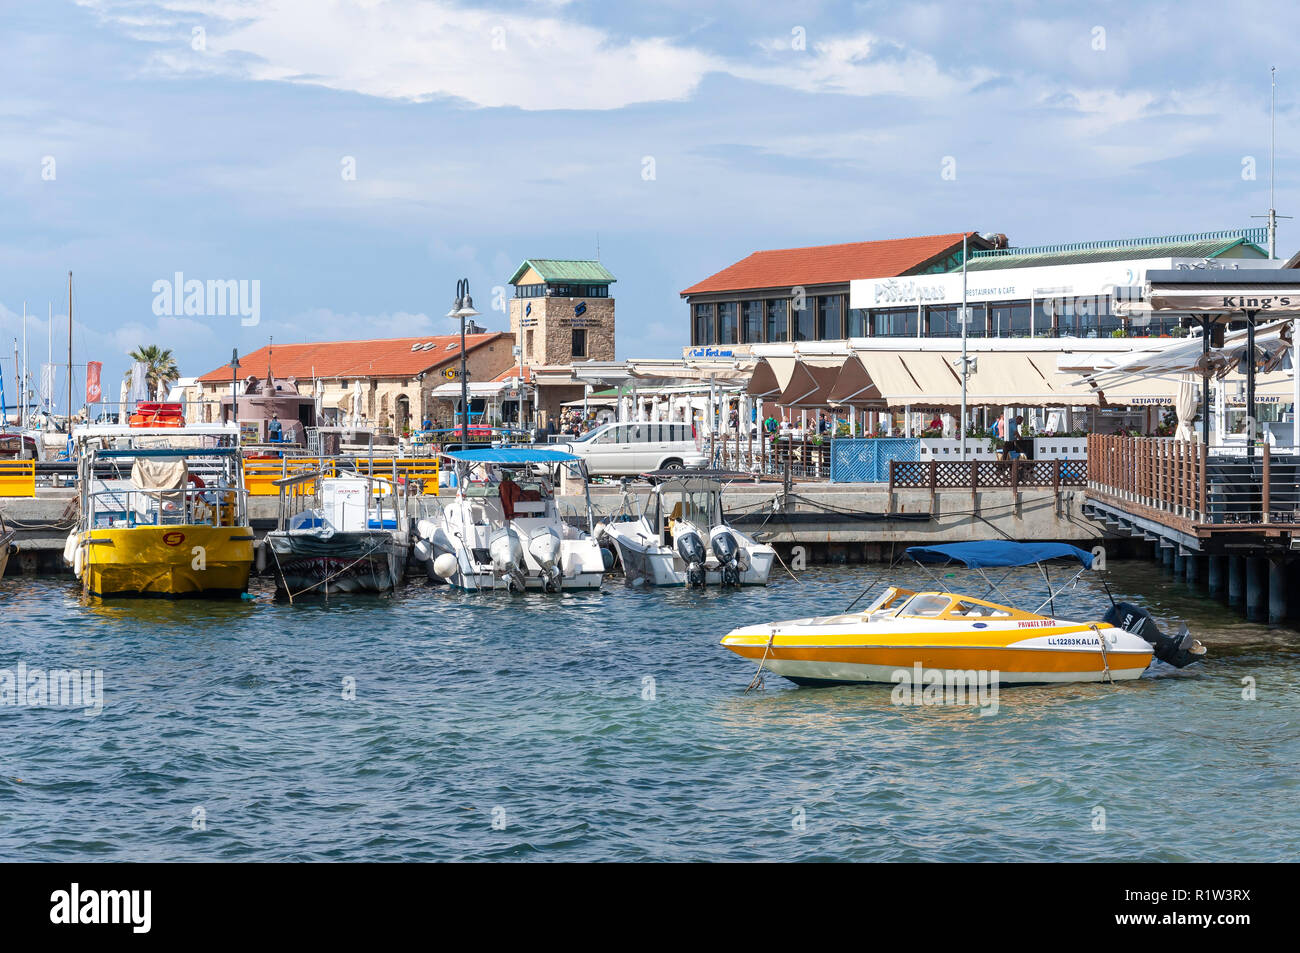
[67, 271, 73, 438]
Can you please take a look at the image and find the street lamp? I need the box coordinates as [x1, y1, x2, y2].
[446, 278, 479, 448]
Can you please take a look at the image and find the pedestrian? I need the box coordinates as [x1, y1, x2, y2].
[267, 413, 282, 442]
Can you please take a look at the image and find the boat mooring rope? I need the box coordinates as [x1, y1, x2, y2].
[744, 628, 777, 694]
[773, 547, 802, 584]
[1089, 623, 1114, 685]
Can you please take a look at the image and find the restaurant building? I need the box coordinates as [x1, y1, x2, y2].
[681, 228, 1272, 350]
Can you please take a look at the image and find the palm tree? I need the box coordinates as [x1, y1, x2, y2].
[126, 345, 180, 401]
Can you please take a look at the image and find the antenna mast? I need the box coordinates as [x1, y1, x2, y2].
[1253, 67, 1291, 258]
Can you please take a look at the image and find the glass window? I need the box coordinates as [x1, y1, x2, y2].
[793, 297, 815, 341]
[847, 308, 869, 337]
[949, 600, 1011, 618]
[571, 328, 587, 358]
[718, 302, 738, 345]
[817, 295, 842, 340]
[765, 299, 787, 342]
[1033, 301, 1056, 337]
[927, 305, 961, 337]
[871, 307, 918, 337]
[742, 300, 764, 343]
[989, 301, 1032, 338]
[692, 303, 715, 345]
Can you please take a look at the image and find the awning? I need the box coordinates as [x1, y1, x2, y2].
[1223, 370, 1294, 404]
[1062, 375, 1183, 407]
[775, 359, 845, 407]
[827, 354, 883, 407]
[746, 357, 799, 398]
[430, 381, 511, 399]
[1145, 270, 1300, 317]
[856, 351, 1099, 408]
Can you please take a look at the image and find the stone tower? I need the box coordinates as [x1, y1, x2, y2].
[507, 259, 616, 366]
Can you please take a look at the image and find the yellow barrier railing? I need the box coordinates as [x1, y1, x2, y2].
[245, 457, 440, 496]
[0, 460, 36, 497]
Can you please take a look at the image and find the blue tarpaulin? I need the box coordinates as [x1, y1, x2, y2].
[904, 541, 1094, 569]
[443, 448, 578, 464]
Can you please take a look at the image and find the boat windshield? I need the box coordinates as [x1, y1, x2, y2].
[898, 593, 953, 617]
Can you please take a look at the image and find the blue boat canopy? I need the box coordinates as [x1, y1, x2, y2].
[443, 448, 578, 464]
[905, 541, 1094, 569]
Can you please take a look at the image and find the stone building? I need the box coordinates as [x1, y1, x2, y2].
[507, 258, 617, 425]
[194, 332, 513, 435]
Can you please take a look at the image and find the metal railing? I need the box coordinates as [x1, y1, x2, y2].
[245, 456, 441, 496]
[0, 460, 36, 497]
[1086, 434, 1300, 527]
[86, 484, 248, 529]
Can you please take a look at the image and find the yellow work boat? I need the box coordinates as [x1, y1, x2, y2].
[722, 541, 1205, 687]
[66, 427, 254, 598]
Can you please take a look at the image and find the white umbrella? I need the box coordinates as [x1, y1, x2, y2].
[1175, 375, 1197, 443]
[118, 376, 129, 425]
[352, 380, 364, 427]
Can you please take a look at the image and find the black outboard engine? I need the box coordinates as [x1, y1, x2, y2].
[710, 529, 741, 587]
[1104, 602, 1207, 668]
[676, 530, 707, 588]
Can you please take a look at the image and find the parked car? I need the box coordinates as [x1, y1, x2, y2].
[559, 421, 707, 475]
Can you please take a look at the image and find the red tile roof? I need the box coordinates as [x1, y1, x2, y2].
[491, 365, 532, 383]
[196, 332, 506, 383]
[680, 232, 976, 296]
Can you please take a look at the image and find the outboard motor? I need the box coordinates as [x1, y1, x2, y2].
[489, 528, 527, 594]
[1104, 602, 1206, 668]
[528, 526, 563, 593]
[709, 526, 741, 587]
[675, 529, 707, 588]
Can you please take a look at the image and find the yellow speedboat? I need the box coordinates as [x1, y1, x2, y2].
[722, 542, 1205, 687]
[66, 431, 254, 598]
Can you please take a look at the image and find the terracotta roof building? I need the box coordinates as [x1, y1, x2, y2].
[193, 332, 514, 432]
[680, 232, 985, 347]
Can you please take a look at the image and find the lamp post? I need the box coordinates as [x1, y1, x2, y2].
[447, 279, 479, 448]
[230, 348, 240, 434]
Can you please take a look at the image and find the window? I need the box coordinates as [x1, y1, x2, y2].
[949, 600, 1012, 618]
[571, 328, 587, 358]
[927, 305, 961, 337]
[718, 302, 738, 344]
[989, 301, 1031, 337]
[765, 299, 787, 342]
[793, 297, 815, 341]
[817, 295, 842, 340]
[742, 300, 763, 343]
[900, 594, 952, 617]
[525, 330, 534, 359]
[871, 307, 918, 337]
[692, 303, 715, 345]
[847, 308, 869, 337]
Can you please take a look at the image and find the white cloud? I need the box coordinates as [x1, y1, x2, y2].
[79, 0, 989, 110]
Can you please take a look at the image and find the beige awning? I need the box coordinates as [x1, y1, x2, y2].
[827, 354, 884, 406]
[746, 357, 798, 398]
[1062, 375, 1183, 407]
[776, 359, 845, 407]
[857, 351, 1099, 408]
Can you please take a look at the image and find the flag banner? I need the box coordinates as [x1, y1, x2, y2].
[39, 363, 56, 411]
[86, 361, 103, 403]
[129, 361, 149, 403]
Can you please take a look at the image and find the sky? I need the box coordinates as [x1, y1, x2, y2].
[1, 0, 1297, 407]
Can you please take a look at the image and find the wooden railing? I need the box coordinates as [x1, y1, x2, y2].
[1086, 434, 1300, 529]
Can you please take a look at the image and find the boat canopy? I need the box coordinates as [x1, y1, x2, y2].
[905, 541, 1095, 569]
[443, 448, 578, 464]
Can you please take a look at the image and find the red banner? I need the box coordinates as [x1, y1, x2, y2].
[86, 361, 102, 404]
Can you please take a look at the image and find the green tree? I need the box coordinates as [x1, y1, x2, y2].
[126, 345, 180, 401]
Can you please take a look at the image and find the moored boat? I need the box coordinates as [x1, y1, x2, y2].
[601, 471, 775, 587]
[413, 448, 605, 592]
[264, 472, 411, 596]
[721, 541, 1205, 686]
[65, 428, 255, 598]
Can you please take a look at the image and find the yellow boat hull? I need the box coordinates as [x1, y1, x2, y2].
[77, 524, 255, 598]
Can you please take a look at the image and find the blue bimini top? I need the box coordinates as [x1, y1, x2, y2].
[904, 541, 1094, 570]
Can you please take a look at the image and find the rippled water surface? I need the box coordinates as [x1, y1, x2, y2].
[1, 560, 1297, 861]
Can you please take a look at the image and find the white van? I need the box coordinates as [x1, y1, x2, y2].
[560, 421, 708, 476]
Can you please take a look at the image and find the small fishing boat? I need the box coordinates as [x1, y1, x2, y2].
[264, 472, 411, 596]
[65, 429, 255, 598]
[601, 471, 775, 587]
[721, 541, 1205, 686]
[412, 448, 605, 592]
